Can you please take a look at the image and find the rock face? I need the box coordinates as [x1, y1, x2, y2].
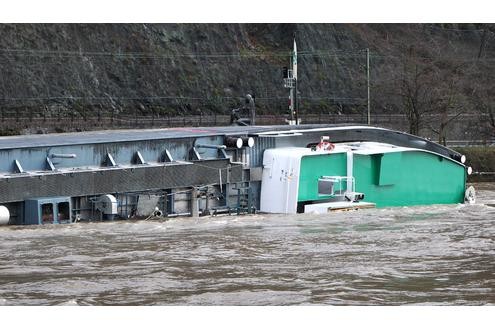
[0, 23, 494, 138]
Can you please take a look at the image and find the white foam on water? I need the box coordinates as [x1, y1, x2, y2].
[57, 299, 79, 306]
[435, 277, 450, 281]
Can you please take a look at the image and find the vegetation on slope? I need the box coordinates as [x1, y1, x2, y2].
[0, 24, 493, 141]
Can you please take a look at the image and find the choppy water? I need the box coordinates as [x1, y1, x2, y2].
[0, 184, 494, 306]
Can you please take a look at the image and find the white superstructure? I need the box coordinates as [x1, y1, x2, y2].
[259, 142, 414, 214]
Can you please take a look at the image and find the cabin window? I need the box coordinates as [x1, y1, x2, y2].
[57, 202, 70, 222]
[41, 203, 54, 224]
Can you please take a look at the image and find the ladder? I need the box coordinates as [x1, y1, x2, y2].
[233, 181, 255, 215]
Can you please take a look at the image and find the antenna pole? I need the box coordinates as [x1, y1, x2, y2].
[366, 48, 371, 125]
[295, 79, 298, 125]
[290, 56, 294, 122]
[283, 36, 298, 125]
[293, 35, 298, 125]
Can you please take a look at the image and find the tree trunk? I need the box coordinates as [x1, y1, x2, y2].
[409, 118, 420, 135]
[438, 123, 447, 146]
[438, 110, 448, 145]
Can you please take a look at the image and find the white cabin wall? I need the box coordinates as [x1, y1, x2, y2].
[260, 148, 303, 214]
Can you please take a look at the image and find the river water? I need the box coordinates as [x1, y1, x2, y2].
[0, 184, 494, 306]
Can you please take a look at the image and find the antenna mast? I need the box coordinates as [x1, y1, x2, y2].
[283, 36, 299, 125]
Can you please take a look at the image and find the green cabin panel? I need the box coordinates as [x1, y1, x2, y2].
[298, 153, 347, 202]
[353, 151, 466, 207]
[297, 150, 466, 207]
[378, 152, 401, 185]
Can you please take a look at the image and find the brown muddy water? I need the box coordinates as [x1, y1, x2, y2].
[0, 184, 494, 306]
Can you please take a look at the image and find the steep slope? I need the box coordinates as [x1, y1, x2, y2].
[0, 23, 493, 137]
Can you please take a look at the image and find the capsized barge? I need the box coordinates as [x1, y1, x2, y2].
[0, 124, 471, 225]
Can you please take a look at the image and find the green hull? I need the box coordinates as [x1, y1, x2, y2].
[298, 150, 466, 208]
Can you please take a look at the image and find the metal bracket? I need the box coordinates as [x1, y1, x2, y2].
[132, 151, 146, 165]
[218, 148, 228, 159]
[13, 160, 24, 174]
[161, 149, 174, 162]
[104, 153, 117, 167]
[45, 157, 56, 171]
[190, 147, 201, 161]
